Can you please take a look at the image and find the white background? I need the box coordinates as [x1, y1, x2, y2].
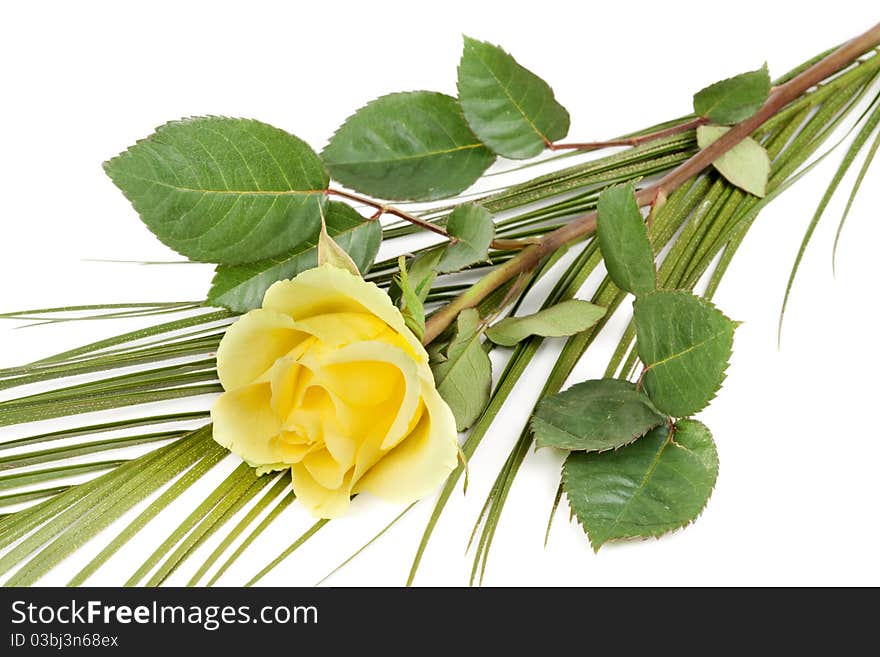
[1, 1, 878, 586]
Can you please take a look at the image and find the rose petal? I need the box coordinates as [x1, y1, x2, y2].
[267, 358, 303, 419]
[319, 360, 402, 406]
[212, 264, 460, 519]
[216, 309, 307, 391]
[316, 341, 421, 450]
[262, 265, 426, 362]
[349, 400, 424, 485]
[212, 383, 284, 464]
[321, 424, 357, 473]
[276, 431, 316, 463]
[290, 463, 353, 519]
[353, 380, 458, 503]
[293, 312, 389, 348]
[303, 448, 350, 490]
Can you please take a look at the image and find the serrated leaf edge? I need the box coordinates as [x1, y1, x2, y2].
[456, 36, 570, 158]
[320, 91, 495, 202]
[562, 423, 719, 551]
[637, 289, 737, 418]
[104, 115, 329, 196]
[431, 309, 491, 431]
[531, 409, 664, 454]
[693, 63, 771, 124]
[103, 115, 329, 265]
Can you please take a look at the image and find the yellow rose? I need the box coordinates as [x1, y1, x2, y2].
[210, 264, 459, 519]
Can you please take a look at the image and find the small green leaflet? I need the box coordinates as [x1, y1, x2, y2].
[486, 299, 606, 346]
[563, 419, 718, 551]
[457, 36, 570, 159]
[317, 205, 360, 277]
[697, 125, 770, 197]
[408, 248, 442, 301]
[431, 309, 492, 431]
[104, 117, 328, 265]
[321, 91, 495, 201]
[390, 247, 442, 309]
[437, 204, 495, 273]
[532, 379, 665, 452]
[596, 183, 657, 295]
[396, 257, 427, 340]
[206, 202, 380, 312]
[634, 290, 737, 418]
[693, 64, 771, 124]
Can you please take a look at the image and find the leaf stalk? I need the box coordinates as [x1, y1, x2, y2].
[422, 23, 880, 344]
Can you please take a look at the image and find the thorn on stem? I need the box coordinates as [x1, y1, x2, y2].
[666, 418, 677, 444]
[635, 365, 649, 393]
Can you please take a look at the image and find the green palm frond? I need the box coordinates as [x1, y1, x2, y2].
[0, 42, 878, 587]
[780, 94, 880, 340]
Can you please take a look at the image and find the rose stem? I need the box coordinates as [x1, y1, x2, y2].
[324, 189, 535, 251]
[422, 21, 880, 345]
[546, 116, 708, 152]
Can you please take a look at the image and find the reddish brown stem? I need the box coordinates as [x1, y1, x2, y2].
[325, 189, 449, 239]
[547, 117, 708, 152]
[635, 366, 648, 393]
[325, 188, 527, 251]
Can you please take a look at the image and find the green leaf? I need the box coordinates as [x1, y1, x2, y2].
[321, 91, 495, 201]
[697, 125, 770, 197]
[206, 202, 381, 312]
[395, 256, 426, 339]
[596, 183, 657, 295]
[431, 309, 491, 431]
[458, 36, 570, 159]
[437, 204, 495, 273]
[486, 299, 606, 346]
[563, 419, 718, 550]
[693, 64, 771, 124]
[318, 205, 361, 277]
[408, 248, 443, 302]
[104, 117, 329, 265]
[390, 247, 442, 308]
[634, 290, 736, 417]
[532, 379, 665, 451]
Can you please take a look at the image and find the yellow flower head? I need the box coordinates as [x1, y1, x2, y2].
[211, 264, 458, 518]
